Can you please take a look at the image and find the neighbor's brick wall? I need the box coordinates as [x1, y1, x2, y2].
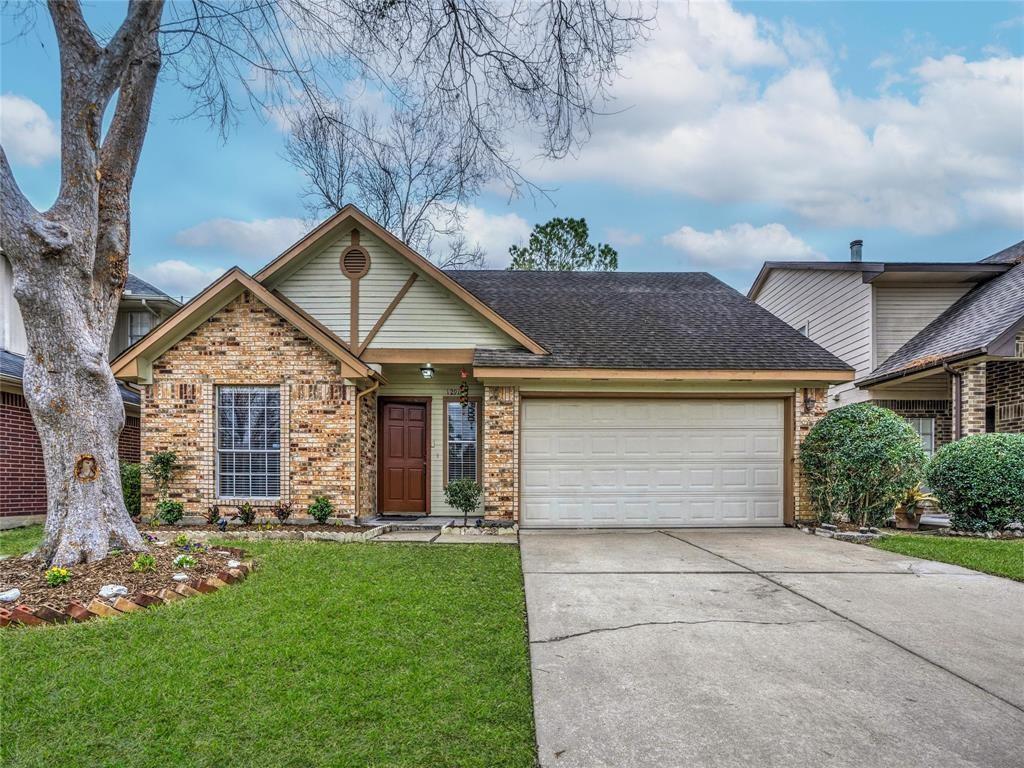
[960, 361, 987, 436]
[794, 387, 828, 523]
[142, 290, 356, 519]
[483, 385, 519, 520]
[874, 399, 953, 450]
[987, 360, 1024, 433]
[357, 389, 378, 518]
[1, 391, 141, 517]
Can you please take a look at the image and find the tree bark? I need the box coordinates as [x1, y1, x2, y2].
[0, 0, 163, 566]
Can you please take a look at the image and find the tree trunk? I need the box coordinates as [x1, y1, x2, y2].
[15, 267, 147, 566]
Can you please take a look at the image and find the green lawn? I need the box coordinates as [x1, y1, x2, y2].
[1, 539, 536, 768]
[0, 525, 43, 556]
[872, 533, 1024, 582]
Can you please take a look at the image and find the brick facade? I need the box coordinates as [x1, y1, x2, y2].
[1, 390, 141, 519]
[987, 358, 1024, 433]
[960, 361, 987, 437]
[482, 385, 519, 520]
[793, 387, 828, 523]
[874, 399, 953, 450]
[356, 389, 378, 518]
[141, 291, 357, 519]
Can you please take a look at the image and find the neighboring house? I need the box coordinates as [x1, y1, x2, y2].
[112, 206, 853, 529]
[749, 240, 1024, 455]
[1, 257, 180, 526]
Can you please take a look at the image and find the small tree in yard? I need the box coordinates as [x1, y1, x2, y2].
[1, 1, 649, 566]
[927, 433, 1024, 532]
[800, 403, 926, 527]
[445, 479, 483, 527]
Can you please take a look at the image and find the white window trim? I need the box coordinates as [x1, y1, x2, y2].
[905, 416, 936, 456]
[215, 385, 282, 500]
[444, 397, 481, 486]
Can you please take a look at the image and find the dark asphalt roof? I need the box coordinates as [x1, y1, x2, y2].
[125, 273, 178, 302]
[1, 350, 141, 405]
[445, 270, 852, 372]
[980, 239, 1024, 265]
[861, 261, 1024, 385]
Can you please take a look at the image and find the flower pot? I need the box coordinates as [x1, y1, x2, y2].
[894, 505, 921, 530]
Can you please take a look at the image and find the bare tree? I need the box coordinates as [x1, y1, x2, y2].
[1, 0, 649, 565]
[286, 104, 489, 268]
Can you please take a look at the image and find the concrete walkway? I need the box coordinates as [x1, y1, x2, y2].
[521, 528, 1024, 768]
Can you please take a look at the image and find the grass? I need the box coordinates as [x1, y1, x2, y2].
[1, 540, 536, 768]
[0, 525, 43, 556]
[872, 533, 1024, 582]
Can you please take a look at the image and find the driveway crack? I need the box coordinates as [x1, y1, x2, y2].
[532, 617, 838, 644]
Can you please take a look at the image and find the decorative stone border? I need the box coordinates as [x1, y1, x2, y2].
[936, 528, 1023, 540]
[160, 524, 391, 544]
[441, 523, 519, 537]
[0, 547, 256, 629]
[799, 523, 886, 544]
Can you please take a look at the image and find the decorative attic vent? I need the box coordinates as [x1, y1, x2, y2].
[340, 229, 369, 279]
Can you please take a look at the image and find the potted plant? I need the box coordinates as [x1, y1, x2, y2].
[894, 483, 938, 530]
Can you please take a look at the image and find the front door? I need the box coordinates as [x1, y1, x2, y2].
[379, 399, 429, 514]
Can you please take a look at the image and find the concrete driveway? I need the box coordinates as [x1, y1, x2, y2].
[521, 528, 1024, 768]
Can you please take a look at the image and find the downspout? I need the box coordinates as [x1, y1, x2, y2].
[943, 363, 962, 440]
[354, 380, 380, 522]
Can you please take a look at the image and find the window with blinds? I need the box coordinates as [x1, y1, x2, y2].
[446, 400, 479, 484]
[217, 386, 281, 498]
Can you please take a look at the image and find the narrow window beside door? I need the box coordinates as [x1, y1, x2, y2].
[217, 386, 281, 498]
[904, 416, 935, 457]
[446, 399, 480, 484]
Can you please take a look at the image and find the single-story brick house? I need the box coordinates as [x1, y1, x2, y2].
[112, 206, 854, 528]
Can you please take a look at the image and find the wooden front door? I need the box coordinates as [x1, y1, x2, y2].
[379, 399, 430, 514]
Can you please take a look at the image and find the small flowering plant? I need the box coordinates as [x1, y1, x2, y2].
[173, 554, 198, 569]
[45, 566, 72, 587]
[131, 553, 157, 573]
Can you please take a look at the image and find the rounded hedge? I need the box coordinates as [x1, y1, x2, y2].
[926, 433, 1024, 532]
[800, 403, 926, 526]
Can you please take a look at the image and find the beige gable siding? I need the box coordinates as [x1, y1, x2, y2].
[873, 284, 972, 368]
[755, 268, 872, 407]
[273, 228, 516, 349]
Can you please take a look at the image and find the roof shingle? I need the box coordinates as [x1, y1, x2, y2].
[446, 270, 852, 372]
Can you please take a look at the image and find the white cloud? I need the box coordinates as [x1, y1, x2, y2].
[606, 228, 645, 247]
[447, 205, 532, 267]
[174, 217, 308, 259]
[662, 222, 823, 269]
[0, 94, 59, 167]
[136, 260, 225, 300]
[520, 2, 1024, 236]
[963, 187, 1024, 228]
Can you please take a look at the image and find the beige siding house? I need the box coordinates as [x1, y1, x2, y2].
[113, 206, 855, 529]
[749, 241, 1024, 454]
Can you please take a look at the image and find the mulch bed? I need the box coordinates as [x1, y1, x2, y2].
[151, 524, 371, 533]
[0, 541, 245, 609]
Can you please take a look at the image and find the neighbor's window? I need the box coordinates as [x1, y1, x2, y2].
[127, 311, 153, 346]
[217, 386, 281, 498]
[905, 417, 935, 457]
[446, 399, 480, 484]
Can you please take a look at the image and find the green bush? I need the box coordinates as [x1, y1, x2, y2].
[444, 478, 482, 526]
[926, 433, 1024, 532]
[800, 403, 926, 526]
[236, 502, 256, 525]
[120, 462, 141, 519]
[157, 499, 185, 525]
[308, 495, 334, 524]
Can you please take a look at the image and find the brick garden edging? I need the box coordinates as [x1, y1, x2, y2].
[0, 546, 256, 629]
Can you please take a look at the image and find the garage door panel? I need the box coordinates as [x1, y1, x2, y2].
[521, 397, 785, 528]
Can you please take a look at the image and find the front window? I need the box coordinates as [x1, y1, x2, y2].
[217, 386, 281, 498]
[905, 417, 935, 457]
[127, 311, 153, 346]
[446, 399, 480, 484]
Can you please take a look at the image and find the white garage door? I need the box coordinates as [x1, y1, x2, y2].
[521, 398, 785, 528]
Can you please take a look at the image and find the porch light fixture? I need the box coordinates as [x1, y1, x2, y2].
[420, 363, 435, 380]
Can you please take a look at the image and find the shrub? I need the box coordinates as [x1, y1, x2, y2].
[800, 403, 926, 527]
[131, 554, 157, 573]
[235, 502, 256, 525]
[157, 499, 185, 525]
[444, 478, 482, 527]
[926, 433, 1024, 532]
[144, 451, 181, 497]
[173, 533, 190, 548]
[273, 501, 293, 524]
[205, 505, 221, 525]
[45, 566, 72, 587]
[120, 462, 141, 519]
[308, 495, 334, 524]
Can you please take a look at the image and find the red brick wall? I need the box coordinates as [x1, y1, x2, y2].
[0, 391, 141, 518]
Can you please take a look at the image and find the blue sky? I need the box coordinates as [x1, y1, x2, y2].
[2, 1, 1022, 300]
